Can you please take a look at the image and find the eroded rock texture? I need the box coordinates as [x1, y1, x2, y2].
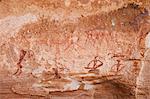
[0, 0, 150, 99]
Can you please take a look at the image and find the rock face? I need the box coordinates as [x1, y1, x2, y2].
[0, 0, 150, 99]
[136, 33, 150, 99]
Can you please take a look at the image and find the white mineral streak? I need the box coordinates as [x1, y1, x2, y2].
[76, 73, 96, 77]
[50, 9, 81, 22]
[145, 32, 150, 48]
[136, 33, 150, 99]
[32, 83, 43, 88]
[71, 35, 79, 43]
[0, 13, 38, 45]
[22, 67, 32, 74]
[50, 10, 65, 21]
[71, 35, 79, 49]
[64, 77, 81, 91]
[32, 82, 61, 92]
[84, 83, 94, 90]
[31, 83, 50, 95]
[68, 11, 81, 22]
[111, 19, 115, 27]
[32, 66, 46, 77]
[64, 0, 71, 7]
[0, 13, 37, 36]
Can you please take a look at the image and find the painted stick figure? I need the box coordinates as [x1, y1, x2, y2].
[52, 68, 61, 79]
[13, 49, 27, 75]
[51, 60, 69, 79]
[85, 30, 109, 48]
[85, 56, 103, 70]
[109, 53, 125, 74]
[64, 34, 85, 53]
[85, 31, 96, 46]
[110, 59, 124, 73]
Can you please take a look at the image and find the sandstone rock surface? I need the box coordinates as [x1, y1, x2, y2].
[0, 0, 150, 99]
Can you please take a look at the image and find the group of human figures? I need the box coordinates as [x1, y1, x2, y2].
[84, 54, 125, 74]
[13, 50, 125, 76]
[13, 30, 126, 76]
